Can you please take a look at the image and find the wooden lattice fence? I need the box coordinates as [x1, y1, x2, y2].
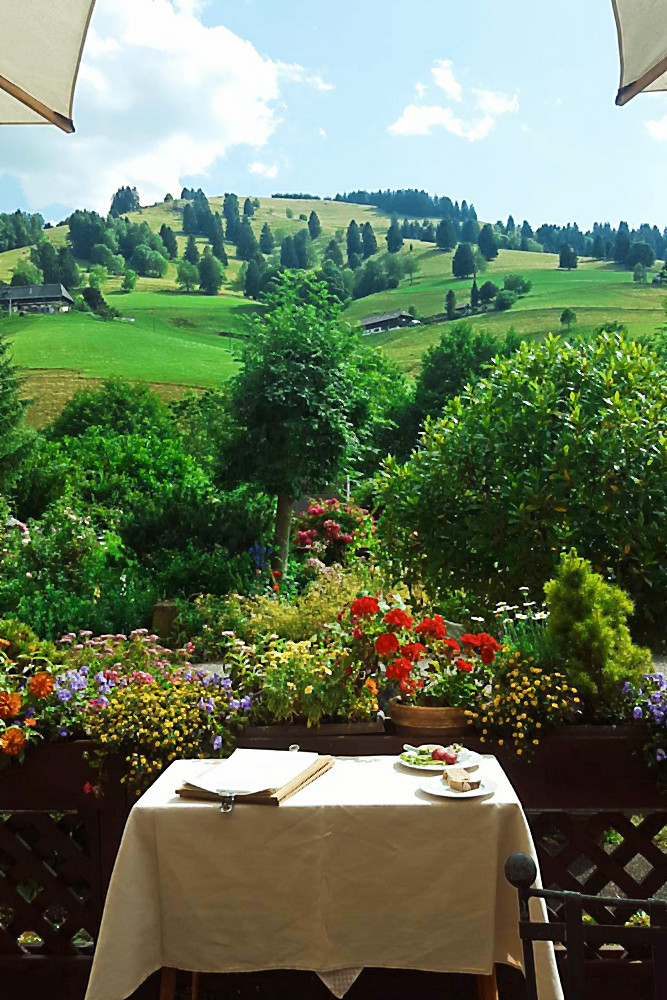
[1, 729, 667, 998]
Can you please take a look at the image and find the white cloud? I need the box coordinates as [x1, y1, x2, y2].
[0, 0, 328, 212]
[389, 60, 518, 144]
[646, 115, 667, 141]
[388, 104, 494, 142]
[277, 63, 334, 91]
[473, 89, 519, 116]
[318, 127, 327, 137]
[431, 60, 462, 102]
[249, 161, 279, 179]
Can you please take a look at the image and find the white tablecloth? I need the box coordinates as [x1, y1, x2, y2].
[84, 755, 563, 1000]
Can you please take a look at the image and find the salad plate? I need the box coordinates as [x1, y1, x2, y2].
[418, 777, 496, 800]
[398, 745, 483, 772]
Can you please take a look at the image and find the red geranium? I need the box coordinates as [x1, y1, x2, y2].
[414, 615, 447, 640]
[383, 608, 413, 629]
[442, 638, 461, 655]
[385, 656, 413, 682]
[350, 596, 380, 617]
[459, 633, 482, 648]
[375, 632, 400, 657]
[455, 658, 474, 673]
[400, 642, 426, 662]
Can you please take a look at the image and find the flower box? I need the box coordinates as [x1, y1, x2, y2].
[387, 698, 468, 738]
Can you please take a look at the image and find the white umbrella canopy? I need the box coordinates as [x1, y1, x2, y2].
[0, 0, 96, 132]
[613, 0, 667, 105]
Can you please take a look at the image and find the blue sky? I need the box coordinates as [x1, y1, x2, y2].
[1, 0, 666, 229]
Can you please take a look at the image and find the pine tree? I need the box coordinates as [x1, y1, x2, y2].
[461, 219, 480, 243]
[559, 245, 577, 270]
[182, 203, 198, 236]
[259, 223, 275, 255]
[445, 289, 456, 319]
[198, 246, 224, 295]
[323, 238, 344, 267]
[435, 219, 456, 251]
[478, 224, 499, 261]
[0, 328, 31, 491]
[613, 229, 630, 264]
[56, 247, 80, 290]
[308, 211, 322, 239]
[293, 230, 310, 269]
[159, 224, 178, 259]
[346, 220, 363, 263]
[592, 234, 606, 259]
[280, 236, 298, 269]
[471, 278, 480, 307]
[223, 193, 241, 244]
[386, 218, 404, 253]
[236, 219, 259, 261]
[361, 222, 378, 259]
[184, 235, 200, 265]
[245, 258, 263, 299]
[452, 242, 476, 278]
[243, 197, 255, 218]
[210, 216, 228, 264]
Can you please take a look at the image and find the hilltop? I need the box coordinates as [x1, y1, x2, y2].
[0, 194, 664, 424]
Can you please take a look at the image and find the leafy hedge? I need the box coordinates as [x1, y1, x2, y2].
[378, 332, 667, 627]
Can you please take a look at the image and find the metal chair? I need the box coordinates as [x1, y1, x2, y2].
[505, 852, 667, 1000]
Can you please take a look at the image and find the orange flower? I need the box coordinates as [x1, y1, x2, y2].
[27, 672, 55, 698]
[0, 727, 26, 756]
[24, 718, 37, 728]
[364, 677, 379, 696]
[0, 637, 10, 646]
[0, 691, 21, 719]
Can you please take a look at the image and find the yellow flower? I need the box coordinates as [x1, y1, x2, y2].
[304, 685, 313, 694]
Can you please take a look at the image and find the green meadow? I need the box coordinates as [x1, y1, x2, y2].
[2, 196, 666, 417]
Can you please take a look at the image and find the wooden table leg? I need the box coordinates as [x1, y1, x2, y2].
[476, 968, 499, 1000]
[191, 971, 200, 1000]
[159, 967, 177, 1000]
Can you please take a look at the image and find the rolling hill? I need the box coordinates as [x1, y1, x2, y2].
[1, 194, 664, 424]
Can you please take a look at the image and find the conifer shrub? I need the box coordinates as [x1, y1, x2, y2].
[544, 550, 651, 718]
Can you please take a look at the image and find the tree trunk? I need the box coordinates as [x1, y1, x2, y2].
[274, 493, 294, 570]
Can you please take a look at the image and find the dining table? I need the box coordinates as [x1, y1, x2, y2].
[83, 754, 563, 1000]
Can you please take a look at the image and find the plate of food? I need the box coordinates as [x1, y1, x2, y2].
[398, 743, 483, 772]
[419, 770, 496, 800]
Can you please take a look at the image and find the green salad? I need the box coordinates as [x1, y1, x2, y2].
[400, 744, 463, 767]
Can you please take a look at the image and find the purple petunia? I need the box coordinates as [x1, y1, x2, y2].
[634, 706, 643, 720]
[57, 689, 72, 703]
[657, 749, 667, 763]
[211, 735, 222, 751]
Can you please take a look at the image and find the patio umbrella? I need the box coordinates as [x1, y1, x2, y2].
[613, 0, 667, 105]
[0, 0, 96, 132]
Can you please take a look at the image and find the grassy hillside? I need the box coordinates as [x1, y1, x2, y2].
[1, 194, 665, 420]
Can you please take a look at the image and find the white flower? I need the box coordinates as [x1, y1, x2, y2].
[470, 616, 485, 622]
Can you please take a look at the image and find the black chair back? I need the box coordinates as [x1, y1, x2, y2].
[505, 852, 667, 1000]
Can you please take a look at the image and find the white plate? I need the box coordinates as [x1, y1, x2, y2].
[418, 777, 496, 800]
[399, 748, 483, 772]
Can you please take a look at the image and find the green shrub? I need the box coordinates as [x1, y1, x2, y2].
[377, 332, 667, 625]
[181, 562, 382, 660]
[48, 378, 174, 440]
[544, 550, 651, 718]
[0, 503, 157, 638]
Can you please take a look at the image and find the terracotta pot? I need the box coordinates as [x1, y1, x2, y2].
[388, 698, 469, 737]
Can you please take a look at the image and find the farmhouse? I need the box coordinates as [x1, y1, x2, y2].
[0, 282, 74, 313]
[360, 310, 419, 334]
